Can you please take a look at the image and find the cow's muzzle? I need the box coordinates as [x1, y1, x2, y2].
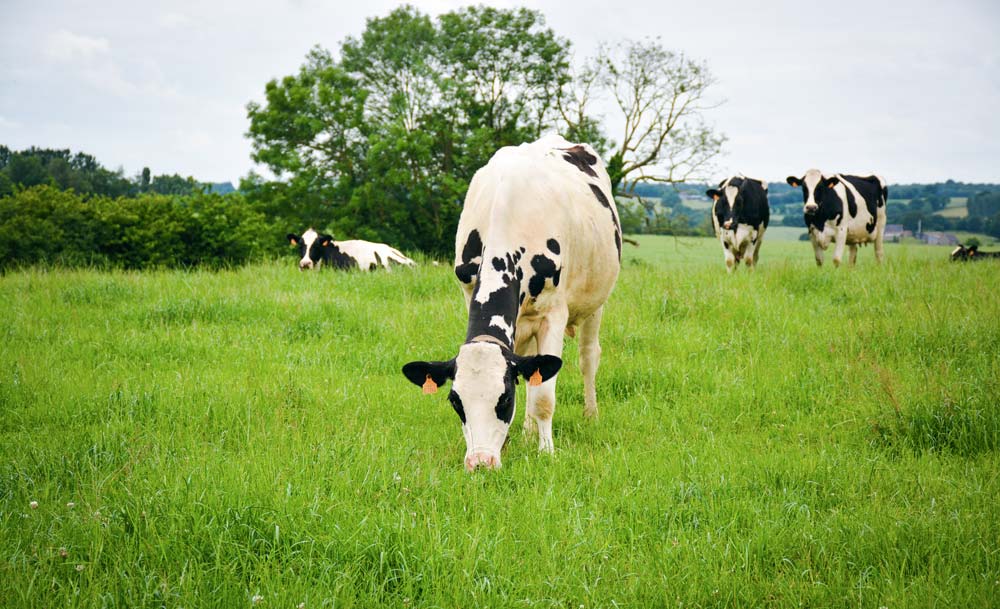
[723, 220, 733, 230]
[804, 204, 818, 215]
[299, 260, 314, 270]
[465, 452, 501, 472]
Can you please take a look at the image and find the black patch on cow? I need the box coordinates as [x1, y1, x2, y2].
[448, 389, 466, 424]
[844, 185, 858, 218]
[455, 229, 483, 284]
[713, 177, 770, 232]
[492, 256, 506, 272]
[494, 366, 517, 424]
[561, 145, 598, 177]
[842, 175, 883, 222]
[464, 260, 521, 346]
[546, 238, 560, 254]
[326, 243, 359, 270]
[528, 254, 560, 298]
[589, 183, 622, 259]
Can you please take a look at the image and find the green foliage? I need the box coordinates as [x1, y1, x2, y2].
[0, 186, 280, 270]
[245, 6, 572, 255]
[0, 145, 220, 198]
[1, 239, 998, 607]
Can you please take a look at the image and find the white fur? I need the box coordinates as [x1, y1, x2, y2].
[335, 239, 416, 269]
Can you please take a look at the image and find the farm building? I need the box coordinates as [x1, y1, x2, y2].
[920, 231, 959, 245]
[883, 224, 912, 242]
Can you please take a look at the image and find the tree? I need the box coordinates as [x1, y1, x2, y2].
[245, 5, 573, 254]
[562, 38, 725, 196]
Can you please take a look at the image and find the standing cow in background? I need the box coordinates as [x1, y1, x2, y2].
[287, 228, 416, 271]
[402, 135, 621, 472]
[706, 176, 770, 272]
[786, 170, 887, 267]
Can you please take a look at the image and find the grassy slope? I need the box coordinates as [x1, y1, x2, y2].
[1, 238, 998, 608]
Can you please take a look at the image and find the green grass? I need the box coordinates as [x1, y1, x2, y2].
[2, 237, 999, 608]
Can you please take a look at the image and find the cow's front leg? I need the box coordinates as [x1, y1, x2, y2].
[723, 242, 737, 273]
[832, 227, 848, 267]
[527, 310, 567, 453]
[811, 234, 825, 267]
[578, 306, 604, 419]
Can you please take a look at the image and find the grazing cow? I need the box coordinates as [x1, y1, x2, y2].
[951, 244, 1000, 261]
[706, 176, 770, 271]
[786, 169, 888, 267]
[286, 228, 415, 271]
[402, 134, 621, 471]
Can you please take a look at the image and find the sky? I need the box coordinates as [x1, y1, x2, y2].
[2, 0, 999, 185]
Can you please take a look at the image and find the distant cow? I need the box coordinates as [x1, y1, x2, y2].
[706, 176, 770, 271]
[287, 228, 415, 271]
[402, 135, 621, 471]
[786, 170, 887, 267]
[951, 244, 1000, 261]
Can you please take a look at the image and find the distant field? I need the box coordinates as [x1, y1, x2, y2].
[937, 197, 969, 218]
[2, 238, 998, 608]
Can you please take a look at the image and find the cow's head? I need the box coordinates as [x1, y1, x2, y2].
[287, 228, 333, 270]
[951, 244, 968, 261]
[706, 180, 743, 230]
[402, 343, 561, 471]
[787, 169, 839, 216]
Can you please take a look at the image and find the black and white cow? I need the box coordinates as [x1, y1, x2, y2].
[706, 176, 770, 271]
[402, 134, 621, 471]
[286, 228, 416, 271]
[951, 244, 1000, 261]
[786, 170, 888, 267]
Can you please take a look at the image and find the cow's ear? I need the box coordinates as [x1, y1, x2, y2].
[287, 234, 300, 246]
[512, 354, 562, 386]
[402, 359, 456, 394]
[320, 234, 334, 247]
[825, 176, 840, 187]
[706, 189, 720, 201]
[786, 176, 801, 187]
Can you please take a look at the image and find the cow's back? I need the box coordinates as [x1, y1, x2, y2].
[455, 135, 620, 324]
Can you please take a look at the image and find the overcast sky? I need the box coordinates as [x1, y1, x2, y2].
[2, 0, 998, 185]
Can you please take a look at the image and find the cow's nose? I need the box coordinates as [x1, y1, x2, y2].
[465, 452, 500, 472]
[299, 260, 313, 270]
[723, 220, 733, 229]
[804, 204, 818, 214]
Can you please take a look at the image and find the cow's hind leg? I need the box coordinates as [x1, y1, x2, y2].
[578, 306, 605, 419]
[849, 244, 858, 266]
[527, 310, 567, 453]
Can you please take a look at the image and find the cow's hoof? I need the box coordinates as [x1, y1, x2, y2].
[583, 406, 598, 420]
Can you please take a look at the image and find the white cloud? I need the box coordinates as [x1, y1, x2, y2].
[158, 12, 192, 28]
[43, 29, 110, 63]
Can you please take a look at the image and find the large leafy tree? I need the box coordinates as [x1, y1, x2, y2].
[245, 5, 572, 254]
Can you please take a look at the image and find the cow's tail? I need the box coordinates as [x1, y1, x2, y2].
[387, 248, 416, 266]
[877, 175, 888, 208]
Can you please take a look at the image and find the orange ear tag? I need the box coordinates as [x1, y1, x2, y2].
[289, 239, 297, 245]
[422, 375, 438, 394]
[528, 370, 543, 387]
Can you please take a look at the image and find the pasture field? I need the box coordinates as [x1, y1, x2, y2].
[2, 237, 998, 608]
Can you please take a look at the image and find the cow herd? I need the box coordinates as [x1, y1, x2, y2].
[286, 135, 993, 471]
[706, 171, 888, 271]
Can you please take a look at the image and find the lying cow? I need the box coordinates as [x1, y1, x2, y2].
[286, 228, 415, 271]
[951, 244, 1000, 261]
[786, 170, 887, 267]
[706, 176, 770, 271]
[402, 135, 621, 471]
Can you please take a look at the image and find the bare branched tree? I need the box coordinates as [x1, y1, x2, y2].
[561, 38, 725, 197]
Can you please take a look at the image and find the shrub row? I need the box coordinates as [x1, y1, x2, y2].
[0, 186, 284, 270]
